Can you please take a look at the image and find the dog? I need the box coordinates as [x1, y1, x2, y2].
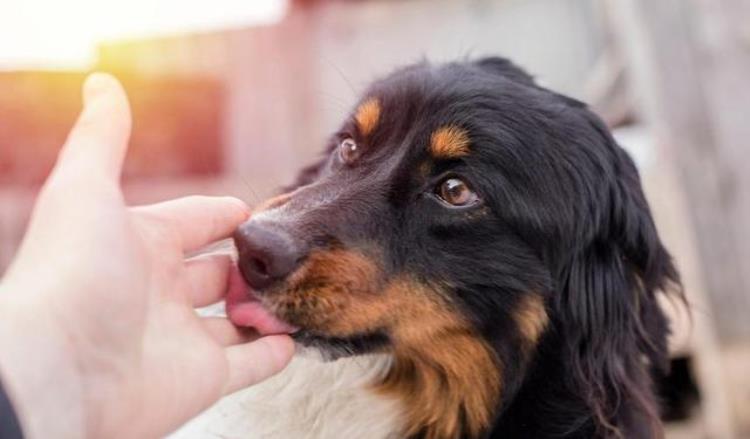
[187, 57, 682, 439]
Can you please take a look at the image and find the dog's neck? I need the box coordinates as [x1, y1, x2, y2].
[171, 351, 404, 439]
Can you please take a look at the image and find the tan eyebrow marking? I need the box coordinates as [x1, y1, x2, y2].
[430, 126, 471, 159]
[354, 98, 381, 137]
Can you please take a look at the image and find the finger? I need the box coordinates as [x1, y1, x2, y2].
[223, 335, 295, 395]
[132, 196, 250, 253]
[202, 317, 260, 346]
[184, 253, 233, 307]
[54, 73, 132, 182]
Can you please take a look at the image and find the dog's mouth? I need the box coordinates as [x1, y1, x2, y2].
[226, 262, 391, 358]
[225, 265, 299, 335]
[291, 330, 391, 360]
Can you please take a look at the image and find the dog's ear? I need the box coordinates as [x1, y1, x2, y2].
[555, 124, 681, 437]
[474, 57, 536, 86]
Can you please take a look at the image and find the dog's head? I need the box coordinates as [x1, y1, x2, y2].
[230, 58, 680, 438]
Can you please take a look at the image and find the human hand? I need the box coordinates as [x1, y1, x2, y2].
[0, 74, 294, 439]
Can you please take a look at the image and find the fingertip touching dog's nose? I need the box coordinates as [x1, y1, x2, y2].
[233, 222, 300, 291]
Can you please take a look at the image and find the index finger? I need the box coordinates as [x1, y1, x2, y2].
[132, 196, 250, 253]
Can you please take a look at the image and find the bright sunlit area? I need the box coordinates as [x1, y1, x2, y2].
[0, 0, 288, 69]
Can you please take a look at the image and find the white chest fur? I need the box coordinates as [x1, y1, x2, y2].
[170, 352, 404, 439]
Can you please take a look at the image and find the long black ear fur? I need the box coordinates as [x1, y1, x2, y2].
[556, 124, 682, 438]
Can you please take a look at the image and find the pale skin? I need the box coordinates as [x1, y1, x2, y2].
[0, 74, 295, 438]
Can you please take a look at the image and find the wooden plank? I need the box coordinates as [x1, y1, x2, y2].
[607, 0, 750, 342]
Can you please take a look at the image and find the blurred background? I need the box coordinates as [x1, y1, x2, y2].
[1, 0, 749, 437]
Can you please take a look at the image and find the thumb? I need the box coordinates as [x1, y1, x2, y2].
[54, 73, 132, 182]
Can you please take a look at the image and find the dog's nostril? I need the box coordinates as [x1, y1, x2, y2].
[249, 257, 269, 278]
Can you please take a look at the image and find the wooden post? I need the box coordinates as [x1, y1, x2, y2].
[608, 0, 750, 433]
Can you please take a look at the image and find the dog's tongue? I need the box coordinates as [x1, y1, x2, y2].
[225, 266, 298, 335]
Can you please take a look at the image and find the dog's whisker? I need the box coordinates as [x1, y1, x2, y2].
[320, 56, 358, 99]
[235, 174, 262, 206]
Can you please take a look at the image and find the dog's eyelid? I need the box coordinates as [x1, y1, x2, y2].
[430, 170, 476, 189]
[334, 129, 356, 141]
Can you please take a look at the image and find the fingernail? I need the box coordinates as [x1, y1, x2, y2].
[226, 197, 252, 218]
[83, 72, 116, 105]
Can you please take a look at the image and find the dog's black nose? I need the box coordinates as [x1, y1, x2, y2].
[233, 222, 300, 291]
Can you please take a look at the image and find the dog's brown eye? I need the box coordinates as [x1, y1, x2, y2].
[339, 138, 360, 164]
[437, 178, 479, 207]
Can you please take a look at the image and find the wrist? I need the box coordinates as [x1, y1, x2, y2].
[0, 283, 86, 439]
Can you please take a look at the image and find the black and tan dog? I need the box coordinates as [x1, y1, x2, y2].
[218, 57, 682, 439]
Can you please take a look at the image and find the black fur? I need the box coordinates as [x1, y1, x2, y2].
[255, 57, 682, 438]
